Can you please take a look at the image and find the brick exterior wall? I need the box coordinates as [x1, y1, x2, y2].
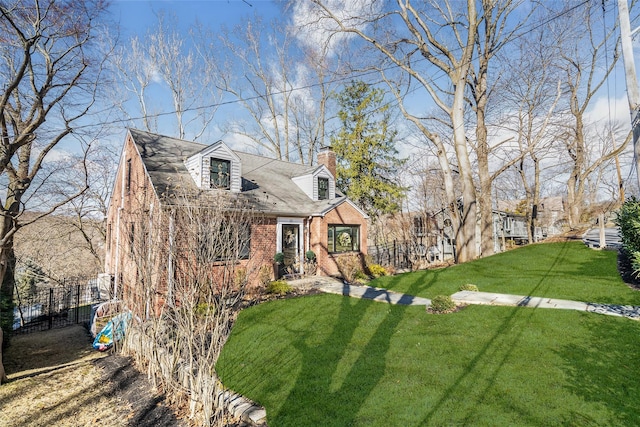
[105, 133, 368, 317]
[310, 202, 368, 277]
[105, 133, 159, 311]
[105, 136, 279, 316]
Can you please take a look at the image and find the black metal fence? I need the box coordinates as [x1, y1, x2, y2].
[12, 278, 102, 334]
[368, 239, 451, 271]
[368, 240, 416, 270]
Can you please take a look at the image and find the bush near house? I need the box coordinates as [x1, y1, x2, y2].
[428, 295, 456, 313]
[616, 197, 640, 277]
[367, 263, 388, 278]
[266, 280, 292, 295]
[335, 253, 364, 283]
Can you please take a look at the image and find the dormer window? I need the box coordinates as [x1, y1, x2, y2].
[318, 177, 329, 200]
[210, 158, 230, 189]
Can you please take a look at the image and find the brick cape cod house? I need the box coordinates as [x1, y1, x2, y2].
[103, 129, 368, 313]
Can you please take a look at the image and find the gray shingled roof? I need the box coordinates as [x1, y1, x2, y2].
[128, 128, 350, 217]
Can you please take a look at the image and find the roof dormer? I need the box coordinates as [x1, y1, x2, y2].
[185, 141, 242, 192]
[292, 165, 336, 201]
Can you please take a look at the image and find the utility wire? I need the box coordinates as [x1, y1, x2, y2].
[64, 0, 595, 135]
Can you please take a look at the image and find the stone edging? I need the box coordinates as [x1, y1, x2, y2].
[124, 325, 267, 426]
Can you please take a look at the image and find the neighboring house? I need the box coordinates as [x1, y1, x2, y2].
[493, 211, 528, 250]
[496, 196, 566, 238]
[103, 129, 368, 312]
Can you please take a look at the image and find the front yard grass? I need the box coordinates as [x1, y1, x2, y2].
[374, 241, 640, 305]
[217, 241, 640, 426]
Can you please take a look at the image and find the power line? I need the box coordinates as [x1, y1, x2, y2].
[69, 0, 595, 135]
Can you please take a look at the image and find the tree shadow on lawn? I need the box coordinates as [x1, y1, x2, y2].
[556, 315, 640, 426]
[376, 263, 446, 296]
[373, 241, 580, 298]
[418, 245, 581, 425]
[269, 274, 427, 426]
[272, 274, 562, 425]
[418, 305, 548, 425]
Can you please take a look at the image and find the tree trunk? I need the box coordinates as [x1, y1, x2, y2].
[0, 327, 7, 384]
[0, 244, 16, 337]
[0, 175, 28, 335]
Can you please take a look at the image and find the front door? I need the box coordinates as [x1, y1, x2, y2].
[281, 224, 299, 273]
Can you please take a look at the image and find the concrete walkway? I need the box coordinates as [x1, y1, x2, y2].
[288, 276, 431, 306]
[452, 290, 640, 320]
[288, 277, 640, 320]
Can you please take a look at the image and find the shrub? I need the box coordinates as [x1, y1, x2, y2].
[429, 295, 456, 314]
[632, 251, 640, 278]
[458, 284, 479, 292]
[615, 198, 640, 277]
[274, 252, 284, 264]
[258, 264, 272, 286]
[234, 267, 247, 287]
[305, 250, 316, 261]
[266, 280, 292, 295]
[195, 303, 215, 318]
[335, 253, 363, 283]
[353, 269, 369, 285]
[367, 263, 388, 278]
[617, 197, 640, 252]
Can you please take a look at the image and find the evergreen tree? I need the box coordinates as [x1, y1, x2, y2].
[331, 81, 407, 219]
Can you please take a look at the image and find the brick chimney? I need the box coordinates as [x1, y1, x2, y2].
[317, 146, 336, 178]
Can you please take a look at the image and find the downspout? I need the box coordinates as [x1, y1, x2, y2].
[167, 209, 175, 306]
[305, 215, 312, 275]
[113, 147, 127, 301]
[146, 202, 154, 319]
[114, 206, 122, 300]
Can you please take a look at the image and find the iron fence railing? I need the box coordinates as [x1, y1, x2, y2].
[368, 240, 416, 270]
[13, 278, 103, 334]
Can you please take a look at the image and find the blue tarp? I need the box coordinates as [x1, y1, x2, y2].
[92, 312, 131, 351]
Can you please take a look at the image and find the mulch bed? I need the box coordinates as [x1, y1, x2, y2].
[94, 355, 186, 427]
[617, 249, 640, 291]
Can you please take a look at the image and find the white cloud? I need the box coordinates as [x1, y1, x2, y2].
[290, 0, 381, 58]
[585, 94, 633, 130]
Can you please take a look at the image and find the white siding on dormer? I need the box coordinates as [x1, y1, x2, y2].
[313, 170, 334, 199]
[292, 165, 335, 201]
[292, 174, 314, 199]
[185, 155, 202, 188]
[184, 141, 242, 192]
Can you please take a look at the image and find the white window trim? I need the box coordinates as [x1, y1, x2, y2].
[276, 217, 304, 275]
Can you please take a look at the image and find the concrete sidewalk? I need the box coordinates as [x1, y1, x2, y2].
[451, 290, 589, 311]
[317, 282, 432, 306]
[288, 276, 431, 306]
[452, 290, 640, 320]
[288, 277, 640, 320]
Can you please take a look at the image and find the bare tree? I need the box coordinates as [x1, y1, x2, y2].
[498, 30, 563, 243]
[214, 16, 338, 164]
[111, 12, 221, 140]
[0, 0, 110, 341]
[120, 190, 262, 426]
[18, 143, 120, 280]
[467, 0, 532, 256]
[307, 0, 483, 262]
[110, 36, 159, 133]
[551, 1, 623, 228]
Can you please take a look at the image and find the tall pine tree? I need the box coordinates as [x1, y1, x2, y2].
[331, 81, 407, 219]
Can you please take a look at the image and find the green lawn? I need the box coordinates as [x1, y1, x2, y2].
[374, 241, 640, 305]
[217, 241, 640, 426]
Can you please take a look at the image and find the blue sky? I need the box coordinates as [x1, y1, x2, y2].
[111, 0, 280, 38]
[98, 0, 639, 195]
